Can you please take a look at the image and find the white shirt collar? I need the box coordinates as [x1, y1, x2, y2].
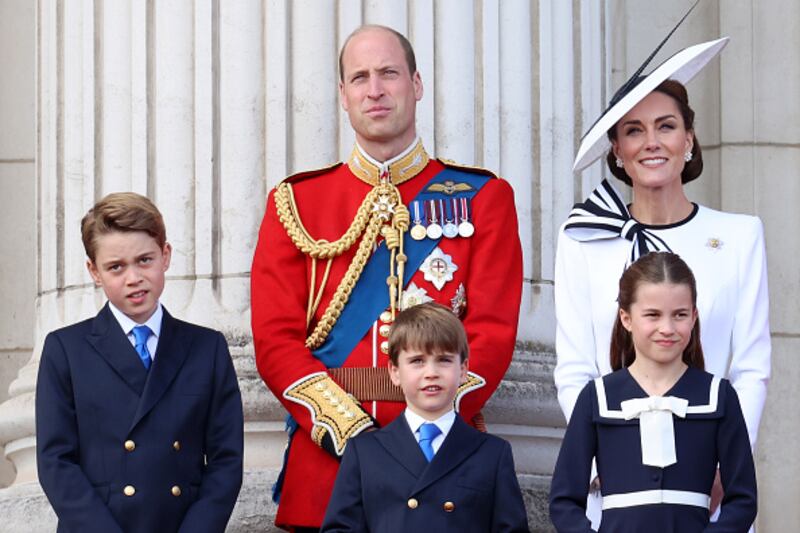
[354, 136, 421, 170]
[108, 301, 163, 338]
[404, 408, 456, 438]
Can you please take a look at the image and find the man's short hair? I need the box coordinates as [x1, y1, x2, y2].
[81, 192, 167, 262]
[338, 24, 417, 82]
[388, 302, 469, 365]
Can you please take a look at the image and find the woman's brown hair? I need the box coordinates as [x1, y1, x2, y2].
[606, 79, 704, 186]
[610, 252, 704, 371]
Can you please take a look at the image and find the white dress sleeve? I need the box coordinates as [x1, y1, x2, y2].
[728, 216, 771, 448]
[554, 225, 601, 422]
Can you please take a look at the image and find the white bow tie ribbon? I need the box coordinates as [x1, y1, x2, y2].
[620, 396, 689, 468]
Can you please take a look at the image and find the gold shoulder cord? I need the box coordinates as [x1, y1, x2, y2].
[274, 180, 409, 350]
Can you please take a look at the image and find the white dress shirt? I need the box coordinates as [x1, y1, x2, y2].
[108, 302, 164, 362]
[404, 408, 456, 456]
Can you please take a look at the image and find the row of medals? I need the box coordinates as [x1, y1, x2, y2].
[408, 198, 475, 241]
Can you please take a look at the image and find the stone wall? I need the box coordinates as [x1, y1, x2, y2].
[0, 1, 797, 531]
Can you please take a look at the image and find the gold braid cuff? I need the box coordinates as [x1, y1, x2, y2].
[454, 371, 487, 412]
[283, 373, 374, 456]
[274, 180, 407, 350]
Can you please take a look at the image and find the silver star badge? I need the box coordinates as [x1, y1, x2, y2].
[420, 247, 458, 290]
[401, 282, 434, 310]
[372, 194, 396, 220]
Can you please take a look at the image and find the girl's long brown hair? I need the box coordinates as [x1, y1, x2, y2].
[610, 252, 704, 371]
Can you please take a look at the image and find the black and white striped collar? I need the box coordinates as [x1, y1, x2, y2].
[564, 179, 699, 264]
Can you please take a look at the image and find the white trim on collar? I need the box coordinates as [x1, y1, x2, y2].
[594, 375, 721, 419]
[355, 136, 421, 169]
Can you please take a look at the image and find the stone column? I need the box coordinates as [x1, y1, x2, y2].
[719, 1, 800, 529]
[0, 1, 602, 531]
[0, 0, 36, 489]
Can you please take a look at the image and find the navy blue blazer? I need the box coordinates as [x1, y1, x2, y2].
[549, 367, 757, 533]
[321, 413, 529, 532]
[36, 304, 243, 533]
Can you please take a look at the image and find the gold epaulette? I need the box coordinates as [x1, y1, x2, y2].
[438, 158, 499, 179]
[283, 373, 374, 456]
[454, 371, 487, 412]
[278, 161, 343, 186]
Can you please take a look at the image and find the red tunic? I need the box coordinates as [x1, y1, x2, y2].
[251, 153, 522, 528]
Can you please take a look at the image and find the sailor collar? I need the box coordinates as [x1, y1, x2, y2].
[593, 367, 724, 423]
[594, 367, 724, 468]
[348, 138, 430, 186]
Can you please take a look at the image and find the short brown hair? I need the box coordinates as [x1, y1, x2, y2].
[388, 302, 468, 365]
[81, 192, 167, 262]
[610, 252, 704, 371]
[338, 25, 417, 82]
[606, 79, 703, 186]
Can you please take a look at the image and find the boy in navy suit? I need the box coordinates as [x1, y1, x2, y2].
[36, 192, 243, 533]
[321, 302, 529, 532]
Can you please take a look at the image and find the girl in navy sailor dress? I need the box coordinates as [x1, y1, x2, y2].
[549, 252, 757, 533]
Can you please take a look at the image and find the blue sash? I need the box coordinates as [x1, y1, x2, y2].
[273, 166, 490, 503]
[312, 167, 490, 366]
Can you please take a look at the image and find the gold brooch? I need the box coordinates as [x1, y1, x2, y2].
[706, 237, 723, 251]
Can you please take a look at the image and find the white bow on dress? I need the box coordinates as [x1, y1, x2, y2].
[621, 395, 689, 468]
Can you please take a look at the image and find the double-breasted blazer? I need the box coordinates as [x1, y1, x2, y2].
[321, 414, 529, 532]
[36, 303, 243, 533]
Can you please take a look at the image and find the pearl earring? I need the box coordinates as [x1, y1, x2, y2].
[615, 157, 624, 168]
[684, 150, 693, 162]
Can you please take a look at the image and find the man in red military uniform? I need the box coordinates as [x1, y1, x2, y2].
[251, 25, 523, 531]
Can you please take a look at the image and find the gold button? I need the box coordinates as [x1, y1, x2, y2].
[171, 485, 182, 497]
[380, 341, 389, 354]
[124, 440, 135, 452]
[123, 485, 135, 497]
[330, 396, 340, 406]
[443, 501, 455, 512]
[337, 405, 346, 414]
[380, 311, 392, 323]
[379, 324, 391, 337]
[323, 390, 332, 399]
[407, 498, 418, 509]
[173, 441, 181, 451]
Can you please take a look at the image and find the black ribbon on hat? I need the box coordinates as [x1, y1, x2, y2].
[564, 179, 672, 265]
[579, 0, 702, 142]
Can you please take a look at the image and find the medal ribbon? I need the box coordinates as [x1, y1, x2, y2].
[311, 167, 490, 368]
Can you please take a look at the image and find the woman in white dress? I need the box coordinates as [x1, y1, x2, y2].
[553, 36, 770, 529]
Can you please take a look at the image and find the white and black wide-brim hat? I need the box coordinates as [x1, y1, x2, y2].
[573, 2, 729, 173]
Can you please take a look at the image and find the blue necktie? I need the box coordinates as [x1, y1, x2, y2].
[418, 423, 441, 462]
[132, 325, 152, 370]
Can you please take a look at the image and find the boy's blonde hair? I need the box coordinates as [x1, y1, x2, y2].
[388, 302, 468, 365]
[81, 192, 167, 262]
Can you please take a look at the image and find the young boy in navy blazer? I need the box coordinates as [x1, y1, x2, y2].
[321, 302, 529, 532]
[36, 192, 244, 533]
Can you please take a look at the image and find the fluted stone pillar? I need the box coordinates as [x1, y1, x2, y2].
[0, 1, 610, 531]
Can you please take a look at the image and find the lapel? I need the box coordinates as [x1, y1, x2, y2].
[86, 304, 149, 396]
[374, 415, 429, 479]
[129, 308, 191, 431]
[411, 415, 486, 495]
